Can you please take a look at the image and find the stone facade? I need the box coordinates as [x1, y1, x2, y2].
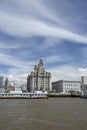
[52, 80, 81, 93]
[27, 59, 51, 92]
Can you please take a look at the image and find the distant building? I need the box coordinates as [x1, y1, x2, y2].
[0, 76, 4, 93]
[4, 77, 15, 92]
[52, 80, 81, 93]
[0, 76, 3, 88]
[81, 76, 87, 91]
[27, 59, 51, 92]
[21, 84, 27, 92]
[4, 77, 8, 90]
[81, 76, 87, 84]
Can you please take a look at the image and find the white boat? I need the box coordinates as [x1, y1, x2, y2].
[0, 91, 48, 99]
[81, 90, 87, 98]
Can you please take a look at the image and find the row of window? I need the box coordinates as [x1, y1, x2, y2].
[64, 83, 80, 86]
[64, 88, 80, 91]
[2, 94, 47, 97]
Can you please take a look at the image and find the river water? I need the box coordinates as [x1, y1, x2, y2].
[0, 98, 87, 130]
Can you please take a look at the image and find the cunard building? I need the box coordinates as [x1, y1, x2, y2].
[27, 59, 51, 92]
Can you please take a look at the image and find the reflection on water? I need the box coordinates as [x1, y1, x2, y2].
[0, 98, 87, 130]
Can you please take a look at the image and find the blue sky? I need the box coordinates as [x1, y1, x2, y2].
[0, 0, 87, 82]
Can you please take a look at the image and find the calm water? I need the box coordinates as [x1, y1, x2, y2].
[0, 98, 87, 130]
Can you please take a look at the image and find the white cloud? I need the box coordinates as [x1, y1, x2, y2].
[78, 68, 87, 72]
[0, 53, 35, 70]
[39, 37, 62, 51]
[0, 41, 24, 49]
[49, 65, 82, 82]
[45, 55, 63, 63]
[49, 65, 87, 82]
[5, 73, 28, 85]
[0, 0, 87, 83]
[0, 1, 87, 44]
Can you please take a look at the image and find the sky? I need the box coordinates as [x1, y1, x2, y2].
[0, 0, 87, 83]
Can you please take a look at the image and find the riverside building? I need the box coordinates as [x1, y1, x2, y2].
[0, 76, 3, 88]
[0, 76, 3, 92]
[52, 80, 81, 93]
[27, 59, 51, 92]
[81, 76, 87, 91]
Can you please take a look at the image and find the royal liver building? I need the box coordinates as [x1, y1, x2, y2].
[27, 59, 51, 92]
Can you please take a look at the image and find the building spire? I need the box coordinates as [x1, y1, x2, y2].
[39, 58, 44, 66]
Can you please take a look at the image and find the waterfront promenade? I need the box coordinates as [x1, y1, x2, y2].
[48, 93, 80, 98]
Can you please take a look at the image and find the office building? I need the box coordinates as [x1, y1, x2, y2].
[81, 76, 87, 91]
[0, 76, 3, 93]
[0, 76, 3, 88]
[52, 80, 81, 93]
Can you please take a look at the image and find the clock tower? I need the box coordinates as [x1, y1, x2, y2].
[27, 59, 51, 92]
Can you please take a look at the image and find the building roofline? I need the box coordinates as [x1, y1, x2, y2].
[52, 80, 80, 83]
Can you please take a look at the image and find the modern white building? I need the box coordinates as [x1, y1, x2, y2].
[27, 59, 51, 92]
[52, 80, 81, 93]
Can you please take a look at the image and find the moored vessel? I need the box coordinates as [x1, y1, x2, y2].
[0, 91, 48, 99]
[81, 90, 87, 98]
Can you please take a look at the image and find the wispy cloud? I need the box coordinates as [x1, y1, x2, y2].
[0, 0, 87, 82]
[0, 10, 87, 44]
[0, 53, 35, 69]
[0, 41, 24, 49]
[49, 65, 84, 81]
[0, 0, 87, 43]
